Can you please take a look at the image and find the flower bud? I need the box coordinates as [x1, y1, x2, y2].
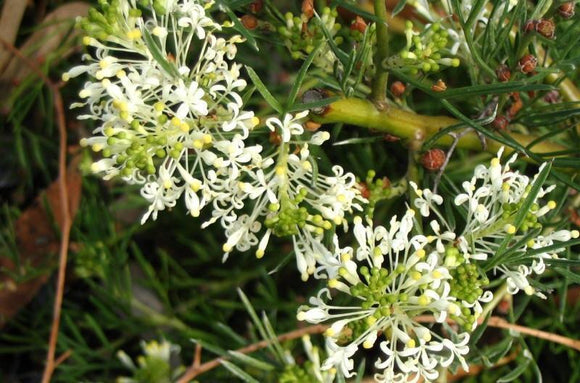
[491, 115, 509, 131]
[390, 81, 406, 97]
[535, 18, 555, 39]
[518, 54, 537, 74]
[431, 79, 447, 92]
[241, 14, 258, 30]
[495, 64, 511, 82]
[558, 2, 575, 19]
[421, 149, 446, 171]
[350, 16, 367, 33]
[523, 19, 537, 33]
[302, 0, 314, 20]
[249, 0, 263, 13]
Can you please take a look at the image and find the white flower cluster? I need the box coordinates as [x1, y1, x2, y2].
[297, 149, 577, 382]
[66, 0, 364, 277]
[66, 2, 577, 382]
[117, 339, 183, 382]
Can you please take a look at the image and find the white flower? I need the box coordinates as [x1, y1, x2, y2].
[298, 216, 469, 382]
[266, 111, 308, 142]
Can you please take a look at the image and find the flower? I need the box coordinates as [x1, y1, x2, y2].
[66, 0, 261, 224]
[298, 214, 470, 382]
[208, 123, 365, 278]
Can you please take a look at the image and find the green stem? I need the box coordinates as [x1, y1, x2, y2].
[371, 0, 389, 106]
[311, 98, 568, 158]
[481, 282, 508, 319]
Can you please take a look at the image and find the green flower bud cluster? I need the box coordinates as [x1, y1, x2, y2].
[501, 200, 543, 234]
[392, 21, 460, 74]
[279, 363, 319, 383]
[277, 7, 343, 61]
[362, 169, 392, 218]
[445, 249, 489, 330]
[349, 265, 410, 312]
[449, 263, 489, 304]
[264, 189, 332, 237]
[336, 316, 369, 346]
[80, 0, 146, 42]
[81, 111, 206, 179]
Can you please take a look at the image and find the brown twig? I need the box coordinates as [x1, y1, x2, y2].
[176, 324, 328, 383]
[42, 87, 72, 383]
[415, 315, 580, 351]
[53, 350, 73, 369]
[0, 37, 73, 383]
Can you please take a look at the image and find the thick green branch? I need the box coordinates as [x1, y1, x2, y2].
[371, 0, 389, 105]
[311, 98, 568, 157]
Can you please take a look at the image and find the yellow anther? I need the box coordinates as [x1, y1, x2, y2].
[255, 249, 265, 259]
[203, 134, 212, 144]
[180, 122, 190, 132]
[337, 194, 346, 203]
[505, 224, 516, 234]
[406, 339, 416, 348]
[415, 249, 426, 258]
[547, 200, 557, 209]
[410, 271, 422, 281]
[325, 328, 335, 337]
[171, 117, 181, 126]
[127, 28, 142, 40]
[275, 166, 286, 176]
[491, 158, 500, 167]
[432, 270, 443, 279]
[328, 279, 339, 288]
[193, 140, 203, 149]
[91, 144, 103, 152]
[116, 70, 126, 78]
[190, 180, 201, 192]
[163, 179, 172, 189]
[340, 253, 351, 262]
[418, 295, 430, 306]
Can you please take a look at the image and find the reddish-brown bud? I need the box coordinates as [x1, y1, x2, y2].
[421, 149, 446, 171]
[350, 16, 367, 33]
[536, 18, 555, 39]
[495, 64, 511, 82]
[359, 182, 371, 199]
[302, 0, 314, 20]
[523, 19, 537, 33]
[491, 115, 509, 131]
[249, 0, 263, 13]
[269, 131, 282, 145]
[558, 2, 575, 19]
[304, 121, 321, 131]
[241, 14, 258, 30]
[390, 81, 406, 97]
[431, 79, 447, 92]
[518, 54, 537, 73]
[544, 90, 560, 104]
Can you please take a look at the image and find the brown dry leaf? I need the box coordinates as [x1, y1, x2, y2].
[0, 0, 28, 71]
[0, 2, 89, 107]
[0, 157, 82, 327]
